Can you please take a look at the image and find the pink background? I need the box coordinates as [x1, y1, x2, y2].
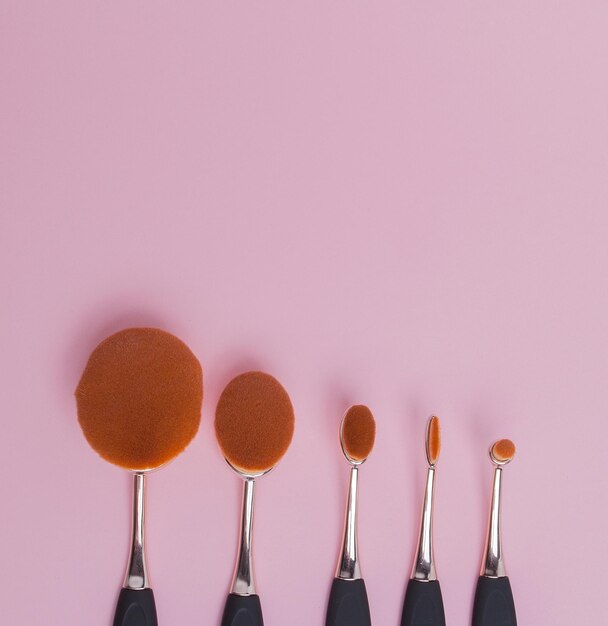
[2, 2, 607, 625]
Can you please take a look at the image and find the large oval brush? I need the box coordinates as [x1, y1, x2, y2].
[76, 327, 203, 626]
[472, 439, 517, 626]
[400, 416, 446, 626]
[214, 371, 295, 626]
[325, 405, 376, 626]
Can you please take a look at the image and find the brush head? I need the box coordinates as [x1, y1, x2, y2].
[340, 405, 376, 464]
[76, 327, 203, 471]
[490, 439, 516, 465]
[425, 415, 441, 466]
[215, 371, 295, 475]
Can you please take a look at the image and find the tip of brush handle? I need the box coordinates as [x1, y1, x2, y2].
[113, 588, 158, 626]
[325, 578, 371, 626]
[221, 593, 264, 626]
[400, 579, 446, 626]
[472, 576, 517, 626]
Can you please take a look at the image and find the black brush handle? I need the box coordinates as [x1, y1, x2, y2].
[221, 593, 263, 626]
[472, 576, 517, 626]
[400, 579, 446, 626]
[113, 588, 158, 626]
[325, 578, 371, 626]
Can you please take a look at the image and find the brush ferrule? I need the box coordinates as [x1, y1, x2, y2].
[481, 466, 507, 577]
[335, 465, 362, 580]
[124, 472, 150, 590]
[411, 466, 437, 581]
[231, 477, 257, 595]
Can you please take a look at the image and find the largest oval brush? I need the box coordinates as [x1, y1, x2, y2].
[472, 439, 517, 626]
[325, 405, 376, 626]
[76, 327, 203, 626]
[214, 371, 295, 626]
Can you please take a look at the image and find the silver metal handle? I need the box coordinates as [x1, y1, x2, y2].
[124, 472, 150, 590]
[335, 465, 361, 581]
[411, 466, 437, 581]
[481, 466, 506, 577]
[231, 478, 256, 595]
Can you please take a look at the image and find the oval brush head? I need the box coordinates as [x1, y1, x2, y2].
[215, 371, 295, 475]
[340, 405, 376, 463]
[425, 415, 441, 466]
[76, 327, 203, 471]
[490, 438, 516, 464]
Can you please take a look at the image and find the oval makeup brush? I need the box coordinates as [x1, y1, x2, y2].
[214, 371, 295, 626]
[325, 405, 375, 626]
[472, 439, 517, 626]
[76, 327, 202, 626]
[400, 416, 446, 626]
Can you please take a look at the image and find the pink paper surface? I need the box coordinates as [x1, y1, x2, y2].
[1, 2, 607, 624]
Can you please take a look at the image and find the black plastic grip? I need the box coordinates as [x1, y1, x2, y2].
[400, 579, 446, 626]
[325, 578, 371, 626]
[472, 576, 517, 626]
[221, 593, 264, 626]
[113, 588, 158, 626]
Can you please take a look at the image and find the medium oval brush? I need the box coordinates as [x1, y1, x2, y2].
[400, 416, 446, 626]
[214, 371, 295, 626]
[472, 439, 517, 626]
[76, 327, 203, 626]
[325, 405, 376, 626]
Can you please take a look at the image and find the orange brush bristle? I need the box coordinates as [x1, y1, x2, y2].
[76, 327, 203, 471]
[426, 415, 441, 466]
[491, 438, 516, 463]
[215, 371, 295, 474]
[341, 405, 376, 462]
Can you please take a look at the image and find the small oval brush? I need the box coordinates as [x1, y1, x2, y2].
[325, 405, 376, 626]
[76, 328, 203, 626]
[472, 439, 517, 626]
[400, 416, 446, 626]
[214, 371, 295, 626]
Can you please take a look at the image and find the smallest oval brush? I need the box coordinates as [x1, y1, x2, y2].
[472, 440, 517, 626]
[325, 405, 375, 626]
[400, 416, 446, 626]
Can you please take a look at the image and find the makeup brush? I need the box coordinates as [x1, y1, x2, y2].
[400, 416, 446, 626]
[472, 439, 517, 626]
[214, 371, 295, 626]
[76, 327, 202, 626]
[325, 405, 376, 626]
